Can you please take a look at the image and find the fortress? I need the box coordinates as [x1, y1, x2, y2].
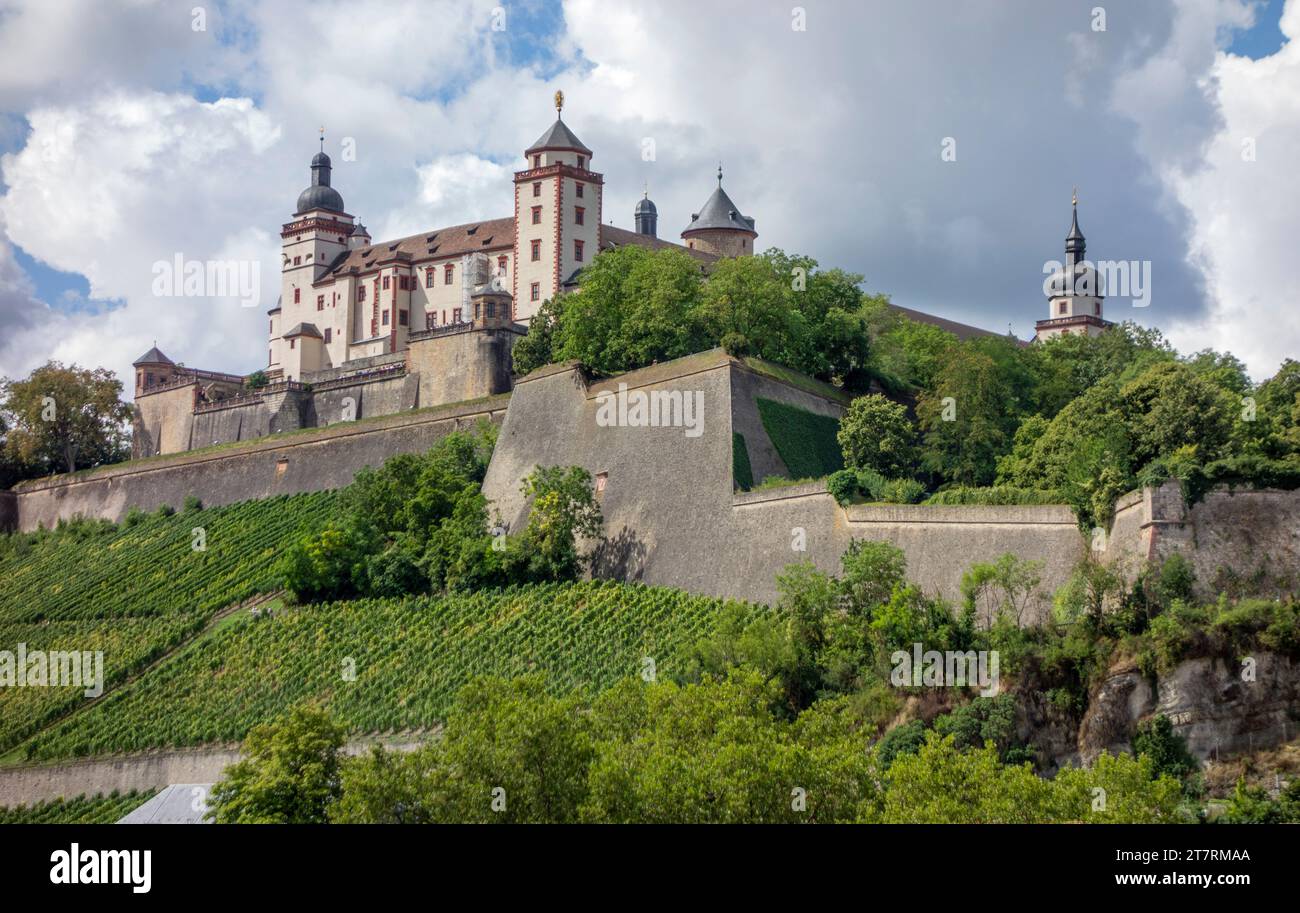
[7, 98, 1292, 612]
[131, 94, 1103, 459]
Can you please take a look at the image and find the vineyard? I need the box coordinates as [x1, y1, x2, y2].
[0, 790, 155, 824]
[18, 581, 767, 762]
[0, 492, 337, 754]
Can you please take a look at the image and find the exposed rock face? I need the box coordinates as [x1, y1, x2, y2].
[1076, 653, 1300, 767]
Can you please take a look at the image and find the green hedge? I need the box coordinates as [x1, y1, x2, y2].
[925, 486, 1064, 506]
[755, 397, 844, 480]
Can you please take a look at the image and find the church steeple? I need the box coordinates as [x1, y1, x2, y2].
[1065, 187, 1085, 269]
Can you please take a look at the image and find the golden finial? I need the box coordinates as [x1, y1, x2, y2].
[554, 90, 564, 116]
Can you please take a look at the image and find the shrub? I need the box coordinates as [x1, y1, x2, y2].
[880, 478, 925, 504]
[123, 506, 146, 527]
[855, 468, 887, 500]
[925, 485, 1063, 506]
[826, 469, 858, 506]
[183, 495, 203, 513]
[1130, 715, 1198, 781]
[155, 504, 175, 518]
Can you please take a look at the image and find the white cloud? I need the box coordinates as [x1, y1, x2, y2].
[1160, 0, 1300, 378]
[0, 0, 1295, 395]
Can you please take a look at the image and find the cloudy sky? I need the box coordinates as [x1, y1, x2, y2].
[0, 0, 1295, 391]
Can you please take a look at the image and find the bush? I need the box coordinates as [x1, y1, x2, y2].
[123, 506, 146, 527]
[855, 468, 887, 500]
[155, 504, 175, 518]
[183, 495, 203, 513]
[826, 469, 858, 506]
[1130, 715, 1198, 781]
[925, 485, 1063, 506]
[880, 477, 925, 504]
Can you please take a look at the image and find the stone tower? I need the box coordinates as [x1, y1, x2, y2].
[512, 91, 603, 323]
[274, 136, 356, 379]
[681, 165, 757, 258]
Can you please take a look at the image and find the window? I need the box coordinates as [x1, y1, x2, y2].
[532, 154, 541, 168]
[316, 295, 324, 310]
[382, 275, 390, 290]
[1094, 301, 1101, 316]
[358, 285, 366, 301]
[324, 328, 332, 344]
[530, 282, 540, 302]
[426, 268, 434, 287]
[486, 300, 496, 318]
[293, 288, 301, 304]
[453, 308, 461, 323]
[268, 320, 273, 333]
[575, 182, 584, 199]
[398, 276, 407, 291]
[399, 310, 408, 326]
[575, 239, 584, 262]
[532, 205, 542, 225]
[444, 263, 454, 285]
[382, 310, 389, 326]
[575, 206, 584, 225]
[290, 338, 296, 350]
[530, 239, 541, 261]
[293, 256, 301, 265]
[269, 350, 273, 366]
[1058, 301, 1067, 315]
[497, 255, 508, 274]
[533, 182, 541, 197]
[577, 156, 585, 169]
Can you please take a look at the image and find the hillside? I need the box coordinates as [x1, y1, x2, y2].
[0, 492, 337, 754]
[13, 580, 759, 762]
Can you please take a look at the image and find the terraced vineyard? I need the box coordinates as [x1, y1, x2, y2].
[0, 492, 337, 754]
[0, 790, 156, 824]
[19, 581, 766, 762]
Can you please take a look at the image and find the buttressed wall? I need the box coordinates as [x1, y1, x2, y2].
[482, 350, 1086, 616]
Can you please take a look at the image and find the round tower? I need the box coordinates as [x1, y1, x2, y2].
[681, 165, 757, 258]
[635, 190, 658, 238]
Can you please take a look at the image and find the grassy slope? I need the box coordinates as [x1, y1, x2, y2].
[755, 396, 844, 480]
[0, 790, 156, 824]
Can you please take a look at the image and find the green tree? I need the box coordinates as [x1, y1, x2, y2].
[1, 361, 131, 475]
[1130, 715, 1198, 781]
[207, 706, 345, 824]
[837, 394, 918, 477]
[510, 465, 604, 582]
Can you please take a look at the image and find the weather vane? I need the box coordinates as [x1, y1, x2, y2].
[554, 90, 564, 116]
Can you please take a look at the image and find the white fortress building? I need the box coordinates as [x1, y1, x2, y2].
[268, 91, 747, 382]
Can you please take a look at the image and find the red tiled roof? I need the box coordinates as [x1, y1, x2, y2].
[327, 216, 516, 277]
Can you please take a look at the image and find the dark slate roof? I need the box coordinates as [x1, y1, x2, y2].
[350, 222, 370, 236]
[296, 183, 345, 215]
[527, 117, 591, 155]
[283, 322, 323, 338]
[635, 195, 657, 215]
[133, 346, 173, 366]
[682, 184, 756, 235]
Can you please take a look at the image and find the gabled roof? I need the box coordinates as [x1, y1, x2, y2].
[283, 322, 323, 339]
[133, 346, 173, 366]
[325, 217, 516, 279]
[527, 117, 591, 155]
[682, 184, 756, 236]
[602, 224, 717, 264]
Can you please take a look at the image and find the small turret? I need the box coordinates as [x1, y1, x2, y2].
[635, 189, 658, 238]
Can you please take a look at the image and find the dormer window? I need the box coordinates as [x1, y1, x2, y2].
[577, 156, 585, 169]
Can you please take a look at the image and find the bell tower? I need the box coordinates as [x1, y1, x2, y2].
[512, 92, 602, 323]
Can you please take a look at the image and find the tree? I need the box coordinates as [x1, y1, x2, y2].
[1, 361, 131, 475]
[837, 394, 917, 477]
[510, 465, 604, 582]
[207, 706, 345, 823]
[1130, 715, 1198, 782]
